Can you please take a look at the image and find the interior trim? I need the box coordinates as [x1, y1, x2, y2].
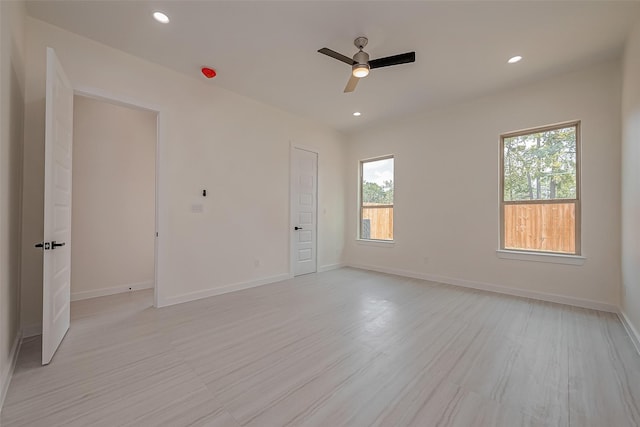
[348, 263, 616, 313]
[71, 281, 154, 302]
[158, 273, 291, 308]
[618, 309, 640, 356]
[0, 331, 23, 412]
[318, 263, 345, 273]
[496, 249, 586, 265]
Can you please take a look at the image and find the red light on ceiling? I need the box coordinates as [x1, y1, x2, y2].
[201, 67, 217, 79]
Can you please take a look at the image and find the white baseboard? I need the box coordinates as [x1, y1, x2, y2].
[348, 263, 618, 313]
[1, 330, 23, 412]
[22, 324, 42, 338]
[318, 263, 345, 273]
[158, 273, 291, 308]
[71, 281, 154, 302]
[618, 309, 640, 356]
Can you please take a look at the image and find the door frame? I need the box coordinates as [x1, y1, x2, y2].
[73, 86, 164, 308]
[289, 143, 319, 277]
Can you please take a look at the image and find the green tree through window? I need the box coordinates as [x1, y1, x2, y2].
[362, 180, 394, 205]
[503, 126, 576, 201]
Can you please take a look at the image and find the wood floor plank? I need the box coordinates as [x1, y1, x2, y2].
[2, 268, 639, 426]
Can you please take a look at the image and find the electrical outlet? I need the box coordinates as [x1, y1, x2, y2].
[423, 257, 429, 265]
[254, 258, 261, 267]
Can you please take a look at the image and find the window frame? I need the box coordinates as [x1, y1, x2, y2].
[499, 121, 581, 255]
[359, 155, 395, 242]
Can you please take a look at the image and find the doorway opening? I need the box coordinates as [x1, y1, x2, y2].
[70, 94, 158, 314]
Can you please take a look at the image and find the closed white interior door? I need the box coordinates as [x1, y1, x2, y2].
[292, 148, 317, 276]
[41, 47, 74, 365]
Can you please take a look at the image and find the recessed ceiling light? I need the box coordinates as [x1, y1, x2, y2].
[153, 11, 170, 24]
[353, 112, 361, 117]
[508, 55, 523, 64]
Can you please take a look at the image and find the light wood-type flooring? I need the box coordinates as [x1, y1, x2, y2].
[2, 268, 640, 426]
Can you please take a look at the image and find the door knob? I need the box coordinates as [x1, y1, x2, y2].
[34, 241, 65, 249]
[294, 226, 303, 230]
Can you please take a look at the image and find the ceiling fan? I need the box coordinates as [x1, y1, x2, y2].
[318, 37, 415, 93]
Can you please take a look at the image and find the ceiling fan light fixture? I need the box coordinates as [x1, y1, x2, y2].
[352, 63, 370, 78]
[317, 36, 415, 93]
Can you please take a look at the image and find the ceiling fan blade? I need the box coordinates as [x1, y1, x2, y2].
[344, 75, 359, 93]
[318, 48, 355, 65]
[369, 52, 416, 69]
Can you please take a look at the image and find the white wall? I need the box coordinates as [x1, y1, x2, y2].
[346, 60, 622, 308]
[71, 96, 156, 300]
[0, 0, 25, 405]
[21, 18, 346, 331]
[621, 21, 640, 345]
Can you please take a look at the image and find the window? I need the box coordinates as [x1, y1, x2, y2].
[360, 156, 394, 241]
[500, 121, 580, 254]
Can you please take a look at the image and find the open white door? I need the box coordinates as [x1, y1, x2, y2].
[291, 147, 317, 276]
[40, 48, 73, 365]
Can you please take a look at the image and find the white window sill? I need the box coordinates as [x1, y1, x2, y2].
[356, 239, 395, 247]
[496, 249, 585, 266]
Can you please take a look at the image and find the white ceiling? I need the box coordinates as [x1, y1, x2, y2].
[26, 1, 640, 133]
